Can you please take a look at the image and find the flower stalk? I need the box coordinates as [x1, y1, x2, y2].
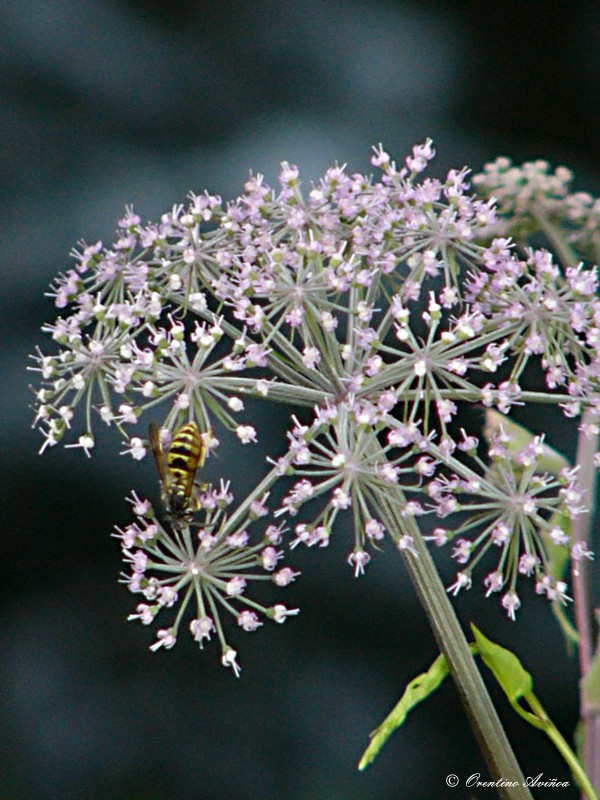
[374, 482, 532, 797]
[572, 409, 600, 792]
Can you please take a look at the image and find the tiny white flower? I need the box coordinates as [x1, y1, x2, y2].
[236, 425, 257, 444]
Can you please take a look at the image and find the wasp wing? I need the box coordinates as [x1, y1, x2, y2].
[148, 422, 170, 496]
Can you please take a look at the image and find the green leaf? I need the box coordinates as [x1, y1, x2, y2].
[471, 624, 533, 703]
[358, 654, 450, 770]
[543, 509, 572, 581]
[483, 414, 578, 652]
[542, 509, 579, 649]
[483, 408, 570, 475]
[582, 645, 600, 714]
[472, 626, 599, 800]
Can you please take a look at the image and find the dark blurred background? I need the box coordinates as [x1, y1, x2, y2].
[3, 1, 600, 798]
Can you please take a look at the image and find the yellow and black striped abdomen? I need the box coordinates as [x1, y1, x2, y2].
[166, 422, 204, 513]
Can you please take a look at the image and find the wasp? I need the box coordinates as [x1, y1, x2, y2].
[148, 421, 207, 518]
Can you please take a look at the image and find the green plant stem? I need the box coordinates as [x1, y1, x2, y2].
[532, 207, 581, 267]
[524, 693, 599, 800]
[530, 207, 600, 796]
[375, 485, 532, 799]
[572, 409, 600, 794]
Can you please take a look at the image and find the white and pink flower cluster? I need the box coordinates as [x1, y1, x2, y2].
[31, 140, 599, 664]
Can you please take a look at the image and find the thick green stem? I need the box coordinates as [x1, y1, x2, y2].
[571, 409, 600, 795]
[376, 488, 531, 799]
